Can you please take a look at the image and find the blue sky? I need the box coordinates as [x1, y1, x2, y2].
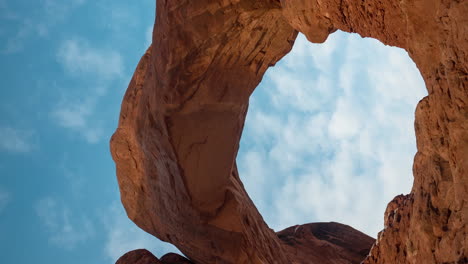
[0, 1, 427, 263]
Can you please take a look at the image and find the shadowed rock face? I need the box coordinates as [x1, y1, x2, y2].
[277, 222, 375, 264]
[110, 0, 467, 263]
[116, 250, 193, 264]
[116, 249, 162, 264]
[160, 253, 193, 264]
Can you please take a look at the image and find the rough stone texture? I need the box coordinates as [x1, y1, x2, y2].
[115, 249, 193, 264]
[160, 253, 193, 264]
[110, 0, 467, 263]
[277, 222, 375, 264]
[116, 249, 162, 264]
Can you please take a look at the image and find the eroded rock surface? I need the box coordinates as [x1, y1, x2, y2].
[160, 253, 193, 264]
[277, 222, 375, 264]
[116, 249, 162, 264]
[111, 0, 467, 263]
[115, 249, 193, 264]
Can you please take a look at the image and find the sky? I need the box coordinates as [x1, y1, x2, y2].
[0, 1, 427, 263]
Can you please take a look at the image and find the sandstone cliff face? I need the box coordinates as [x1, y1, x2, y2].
[110, 0, 467, 263]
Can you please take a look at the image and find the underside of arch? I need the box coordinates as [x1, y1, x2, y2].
[110, 0, 468, 263]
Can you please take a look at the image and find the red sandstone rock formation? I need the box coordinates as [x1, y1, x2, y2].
[160, 253, 193, 264]
[110, 0, 467, 263]
[116, 249, 192, 264]
[116, 249, 162, 264]
[277, 222, 375, 264]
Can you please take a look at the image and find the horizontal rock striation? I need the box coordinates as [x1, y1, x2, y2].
[111, 0, 467, 263]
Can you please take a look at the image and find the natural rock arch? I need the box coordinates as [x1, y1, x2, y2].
[110, 0, 467, 263]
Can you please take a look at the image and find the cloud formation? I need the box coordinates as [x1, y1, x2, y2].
[103, 203, 179, 262]
[238, 32, 427, 237]
[56, 38, 124, 81]
[51, 38, 124, 143]
[35, 197, 95, 249]
[1, 0, 86, 53]
[51, 97, 103, 143]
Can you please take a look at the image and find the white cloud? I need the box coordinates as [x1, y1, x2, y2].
[238, 32, 427, 237]
[51, 38, 123, 143]
[1, 0, 85, 53]
[0, 126, 35, 153]
[328, 97, 362, 139]
[53, 99, 91, 129]
[50, 97, 103, 144]
[103, 203, 179, 262]
[35, 197, 95, 249]
[57, 38, 123, 81]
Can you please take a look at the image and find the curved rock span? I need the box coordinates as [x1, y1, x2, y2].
[117, 223, 375, 264]
[110, 0, 467, 263]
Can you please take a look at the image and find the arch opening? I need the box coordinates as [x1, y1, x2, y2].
[238, 31, 427, 237]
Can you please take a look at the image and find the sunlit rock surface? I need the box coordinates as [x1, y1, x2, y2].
[111, 0, 467, 263]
